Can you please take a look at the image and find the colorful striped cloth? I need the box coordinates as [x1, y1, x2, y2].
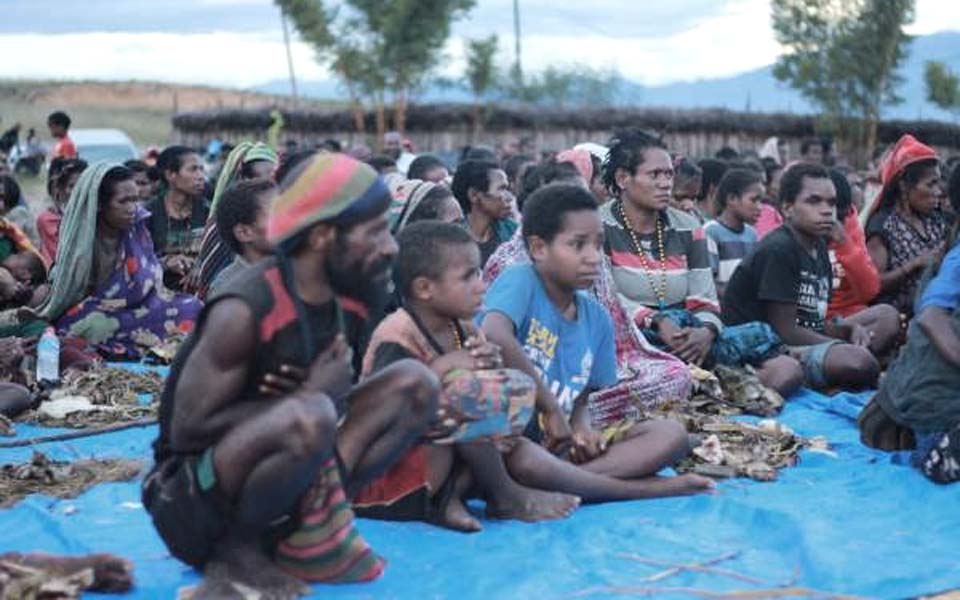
[268, 153, 389, 245]
[703, 220, 758, 285]
[275, 457, 385, 583]
[600, 201, 723, 332]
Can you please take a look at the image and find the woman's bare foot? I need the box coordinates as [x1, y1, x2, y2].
[486, 485, 580, 522]
[437, 496, 482, 532]
[646, 473, 716, 497]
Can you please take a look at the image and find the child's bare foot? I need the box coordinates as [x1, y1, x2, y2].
[437, 496, 482, 532]
[486, 485, 580, 522]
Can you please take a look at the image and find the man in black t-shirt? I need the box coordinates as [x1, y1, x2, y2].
[723, 163, 895, 391]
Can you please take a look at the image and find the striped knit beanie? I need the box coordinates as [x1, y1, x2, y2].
[268, 152, 390, 245]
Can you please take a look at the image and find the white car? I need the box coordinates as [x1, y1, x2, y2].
[71, 129, 139, 163]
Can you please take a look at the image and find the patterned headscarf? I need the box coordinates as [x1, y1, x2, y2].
[556, 148, 593, 182]
[189, 141, 278, 297]
[35, 161, 116, 320]
[209, 141, 278, 215]
[388, 178, 440, 234]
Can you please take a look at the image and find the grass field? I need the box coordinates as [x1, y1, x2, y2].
[0, 78, 309, 203]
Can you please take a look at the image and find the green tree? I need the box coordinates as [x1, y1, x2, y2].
[464, 34, 499, 137]
[274, 0, 334, 48]
[278, 0, 475, 139]
[274, 0, 374, 129]
[925, 60, 960, 117]
[771, 0, 914, 163]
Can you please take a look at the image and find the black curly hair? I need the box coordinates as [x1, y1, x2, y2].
[601, 129, 666, 197]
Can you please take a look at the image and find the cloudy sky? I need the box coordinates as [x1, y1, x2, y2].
[0, 0, 957, 89]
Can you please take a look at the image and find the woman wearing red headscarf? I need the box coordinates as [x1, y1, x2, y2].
[865, 135, 951, 316]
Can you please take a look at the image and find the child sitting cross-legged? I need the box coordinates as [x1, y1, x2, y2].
[482, 184, 714, 501]
[722, 163, 899, 391]
[356, 221, 580, 532]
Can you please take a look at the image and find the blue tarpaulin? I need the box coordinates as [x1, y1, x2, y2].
[2, 384, 959, 599]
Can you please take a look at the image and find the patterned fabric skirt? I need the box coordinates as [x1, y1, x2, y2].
[640, 308, 785, 368]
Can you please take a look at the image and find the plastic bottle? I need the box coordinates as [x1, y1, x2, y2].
[36, 327, 60, 388]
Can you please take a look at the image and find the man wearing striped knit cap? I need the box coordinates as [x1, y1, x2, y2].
[144, 152, 441, 597]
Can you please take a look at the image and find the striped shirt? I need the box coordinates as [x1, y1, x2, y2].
[601, 202, 722, 331]
[704, 220, 758, 285]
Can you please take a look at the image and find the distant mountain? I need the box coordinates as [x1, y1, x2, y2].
[622, 31, 960, 121]
[253, 31, 960, 120]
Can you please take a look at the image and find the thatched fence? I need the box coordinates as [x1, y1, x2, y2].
[172, 104, 960, 160]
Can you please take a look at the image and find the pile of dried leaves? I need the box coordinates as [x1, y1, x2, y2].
[0, 451, 143, 508]
[143, 333, 186, 365]
[0, 415, 13, 437]
[20, 366, 163, 428]
[641, 366, 829, 482]
[0, 552, 133, 598]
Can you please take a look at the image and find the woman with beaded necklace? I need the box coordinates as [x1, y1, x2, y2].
[600, 130, 802, 396]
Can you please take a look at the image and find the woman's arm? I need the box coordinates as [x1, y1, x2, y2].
[867, 234, 922, 295]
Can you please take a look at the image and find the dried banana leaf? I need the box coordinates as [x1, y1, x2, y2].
[0, 451, 143, 508]
[715, 365, 785, 417]
[0, 561, 94, 600]
[144, 334, 186, 365]
[638, 366, 826, 482]
[19, 366, 163, 428]
[0, 552, 133, 599]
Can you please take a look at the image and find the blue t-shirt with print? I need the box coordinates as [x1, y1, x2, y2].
[482, 264, 618, 417]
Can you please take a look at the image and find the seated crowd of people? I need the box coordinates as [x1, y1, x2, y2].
[1, 120, 958, 594]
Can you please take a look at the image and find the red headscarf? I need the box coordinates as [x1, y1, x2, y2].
[556, 148, 593, 182]
[872, 134, 938, 216]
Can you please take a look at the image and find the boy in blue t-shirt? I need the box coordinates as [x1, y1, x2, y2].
[482, 184, 713, 501]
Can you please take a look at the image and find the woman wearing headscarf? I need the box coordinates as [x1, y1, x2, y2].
[186, 141, 277, 298]
[865, 134, 951, 316]
[387, 178, 463, 234]
[35, 162, 202, 359]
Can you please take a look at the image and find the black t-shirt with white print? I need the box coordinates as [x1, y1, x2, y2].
[722, 226, 832, 332]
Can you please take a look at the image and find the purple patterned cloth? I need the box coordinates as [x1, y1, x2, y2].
[55, 212, 202, 359]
